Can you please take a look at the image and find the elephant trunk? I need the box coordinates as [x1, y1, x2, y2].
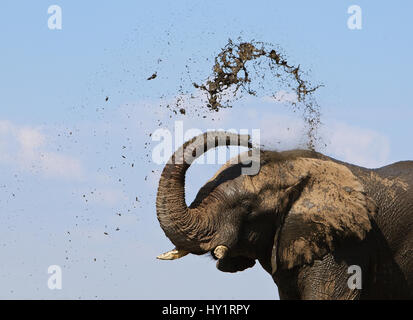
[156, 131, 251, 253]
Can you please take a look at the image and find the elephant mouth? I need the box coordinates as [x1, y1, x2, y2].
[216, 255, 256, 273]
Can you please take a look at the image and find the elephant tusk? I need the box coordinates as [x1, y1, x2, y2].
[214, 245, 229, 259]
[156, 248, 189, 260]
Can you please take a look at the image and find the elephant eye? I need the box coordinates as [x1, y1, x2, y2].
[246, 211, 259, 221]
[240, 199, 253, 212]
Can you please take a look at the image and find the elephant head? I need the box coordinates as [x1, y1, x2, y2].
[156, 131, 376, 276]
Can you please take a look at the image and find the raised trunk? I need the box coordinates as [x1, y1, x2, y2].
[156, 131, 251, 252]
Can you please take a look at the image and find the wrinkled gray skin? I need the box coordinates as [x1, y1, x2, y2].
[156, 132, 413, 299]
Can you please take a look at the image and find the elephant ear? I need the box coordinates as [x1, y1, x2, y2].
[272, 158, 377, 272]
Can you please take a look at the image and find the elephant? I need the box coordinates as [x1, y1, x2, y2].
[156, 131, 413, 300]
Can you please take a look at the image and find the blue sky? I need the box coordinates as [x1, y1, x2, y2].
[0, 1, 412, 299]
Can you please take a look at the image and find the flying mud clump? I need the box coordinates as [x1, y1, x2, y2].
[191, 39, 323, 150]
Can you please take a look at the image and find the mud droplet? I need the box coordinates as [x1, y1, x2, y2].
[147, 72, 157, 80]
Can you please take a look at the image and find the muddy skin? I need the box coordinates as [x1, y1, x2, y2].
[156, 132, 413, 300]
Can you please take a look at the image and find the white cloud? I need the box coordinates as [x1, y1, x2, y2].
[322, 121, 390, 168]
[222, 108, 391, 168]
[0, 120, 84, 180]
[254, 114, 390, 168]
[256, 113, 307, 150]
[17, 127, 45, 150]
[38, 151, 84, 180]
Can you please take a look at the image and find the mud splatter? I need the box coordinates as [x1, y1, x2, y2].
[196, 40, 321, 110]
[174, 38, 323, 150]
[147, 72, 157, 80]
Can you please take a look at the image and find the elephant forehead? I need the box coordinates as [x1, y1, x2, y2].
[289, 158, 365, 192]
[240, 158, 365, 194]
[209, 151, 250, 178]
[241, 163, 281, 193]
